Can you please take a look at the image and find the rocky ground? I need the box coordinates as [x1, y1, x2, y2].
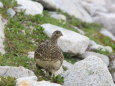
[0, 0, 115, 86]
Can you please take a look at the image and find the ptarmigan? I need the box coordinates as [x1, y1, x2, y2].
[34, 30, 64, 76]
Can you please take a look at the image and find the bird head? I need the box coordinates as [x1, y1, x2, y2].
[51, 30, 63, 39]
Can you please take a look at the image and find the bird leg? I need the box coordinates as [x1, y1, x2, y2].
[45, 69, 54, 77]
[45, 71, 50, 77]
[36, 64, 42, 69]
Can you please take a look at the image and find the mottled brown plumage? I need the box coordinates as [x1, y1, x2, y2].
[34, 30, 64, 76]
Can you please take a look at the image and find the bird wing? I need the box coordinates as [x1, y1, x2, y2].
[34, 40, 64, 63]
[49, 46, 64, 64]
[34, 40, 52, 61]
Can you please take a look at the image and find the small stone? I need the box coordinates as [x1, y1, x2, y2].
[21, 30, 26, 35]
[28, 51, 34, 59]
[16, 76, 38, 82]
[0, 2, 3, 8]
[100, 29, 115, 41]
[49, 12, 66, 21]
[0, 16, 5, 54]
[16, 77, 62, 86]
[105, 46, 113, 53]
[7, 8, 16, 17]
[16, 0, 43, 15]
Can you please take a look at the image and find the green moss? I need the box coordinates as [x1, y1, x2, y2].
[5, 11, 48, 54]
[62, 66, 68, 71]
[51, 75, 64, 84]
[0, 55, 34, 69]
[0, 77, 16, 86]
[63, 53, 78, 64]
[0, 0, 17, 8]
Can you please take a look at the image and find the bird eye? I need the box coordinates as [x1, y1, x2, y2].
[56, 31, 60, 34]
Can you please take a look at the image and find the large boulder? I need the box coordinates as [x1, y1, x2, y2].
[0, 66, 35, 78]
[16, 0, 43, 15]
[93, 13, 115, 36]
[0, 16, 5, 54]
[105, 0, 115, 6]
[81, 51, 109, 66]
[63, 56, 115, 86]
[81, 0, 106, 6]
[37, 0, 93, 22]
[108, 4, 115, 13]
[80, 1, 107, 16]
[16, 76, 62, 86]
[41, 24, 90, 55]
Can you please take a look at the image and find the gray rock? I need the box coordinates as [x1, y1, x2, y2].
[109, 55, 115, 82]
[89, 40, 113, 53]
[15, 0, 43, 15]
[81, 51, 109, 66]
[112, 72, 115, 82]
[41, 24, 90, 54]
[49, 12, 66, 21]
[93, 13, 115, 36]
[81, 0, 106, 6]
[7, 8, 16, 17]
[16, 76, 38, 82]
[0, 2, 3, 8]
[100, 29, 115, 41]
[80, 1, 108, 16]
[105, 0, 115, 6]
[108, 4, 115, 13]
[55, 66, 64, 76]
[21, 30, 26, 35]
[37, 0, 93, 22]
[0, 16, 5, 54]
[109, 55, 115, 69]
[63, 56, 115, 86]
[0, 66, 35, 78]
[16, 76, 62, 86]
[113, 72, 115, 82]
[36, 0, 57, 10]
[62, 60, 73, 70]
[28, 51, 34, 59]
